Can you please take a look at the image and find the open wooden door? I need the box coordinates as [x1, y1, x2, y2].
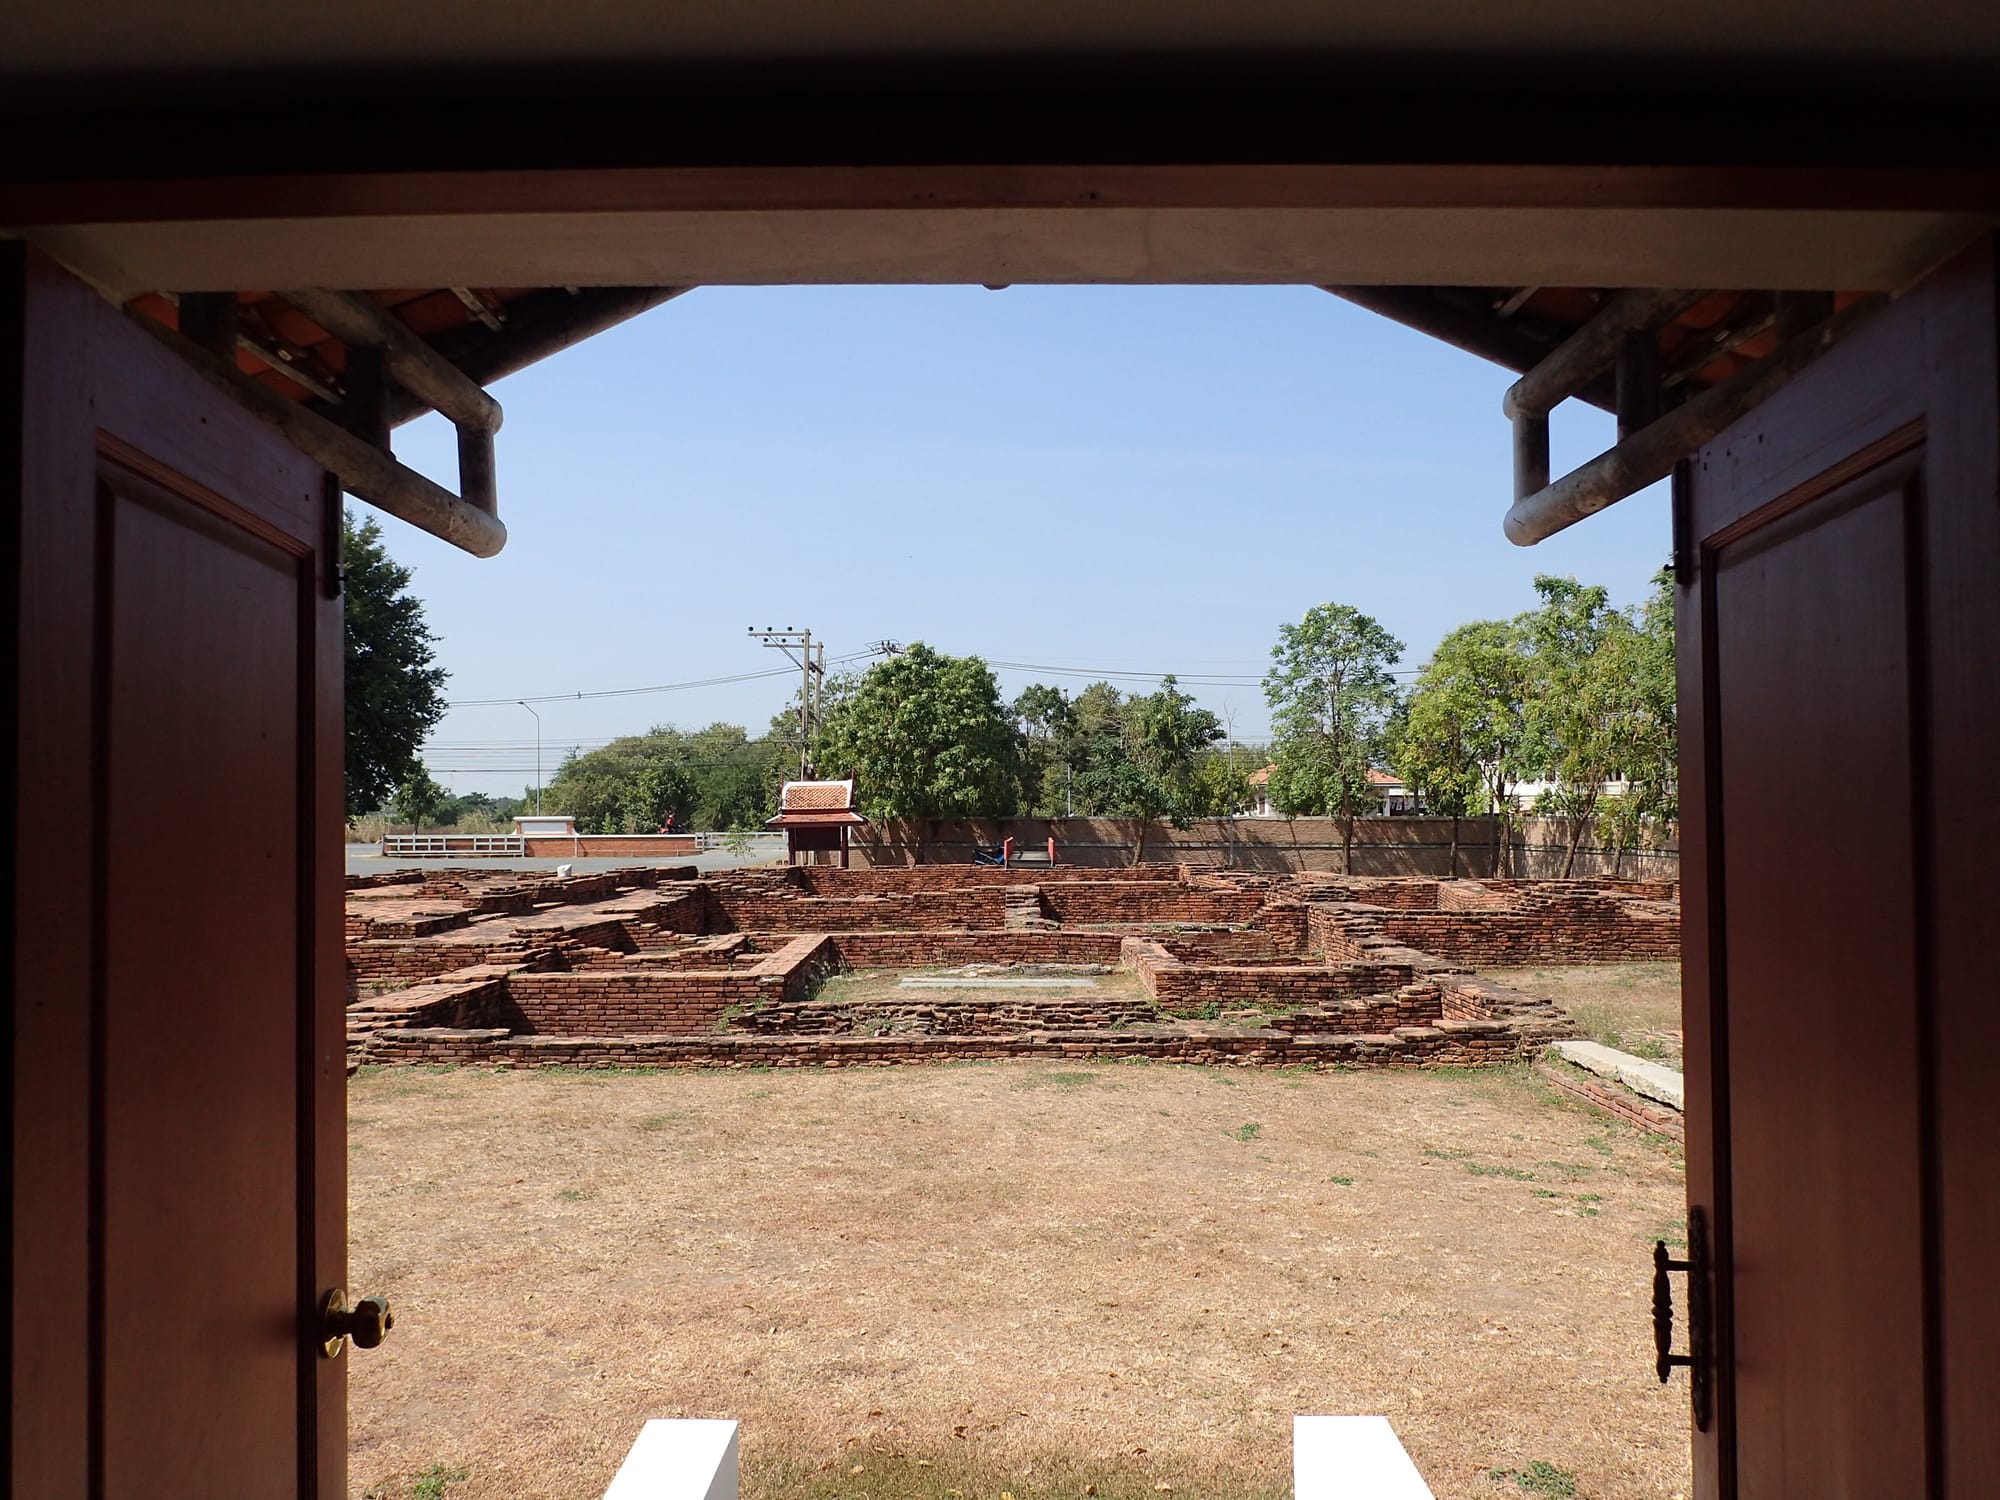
[1678, 238, 2000, 1497]
[5, 248, 348, 1498]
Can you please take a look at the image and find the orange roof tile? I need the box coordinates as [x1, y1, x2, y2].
[780, 779, 856, 812]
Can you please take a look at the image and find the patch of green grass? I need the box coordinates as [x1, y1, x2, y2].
[1464, 1162, 1537, 1181]
[1582, 1134, 1614, 1155]
[637, 1113, 682, 1132]
[1536, 1160, 1594, 1179]
[1532, 1188, 1561, 1199]
[1015, 1070, 1115, 1091]
[1328, 1175, 1354, 1187]
[1489, 1459, 1577, 1497]
[412, 1465, 471, 1500]
[1233, 1122, 1263, 1143]
[556, 1187, 595, 1202]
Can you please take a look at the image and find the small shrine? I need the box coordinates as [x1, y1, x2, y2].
[766, 778, 867, 866]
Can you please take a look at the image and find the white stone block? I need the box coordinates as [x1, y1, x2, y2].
[602, 1419, 739, 1500]
[1294, 1415, 1436, 1500]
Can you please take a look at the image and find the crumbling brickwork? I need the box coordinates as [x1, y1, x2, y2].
[346, 865, 1668, 1073]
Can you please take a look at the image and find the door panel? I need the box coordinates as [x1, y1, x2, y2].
[1682, 238, 2000, 1498]
[1712, 456, 1927, 1498]
[7, 247, 346, 1499]
[101, 465, 309, 1493]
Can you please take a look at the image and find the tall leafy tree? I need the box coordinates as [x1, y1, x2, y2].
[1519, 571, 1680, 875]
[1069, 676, 1223, 862]
[1590, 567, 1679, 865]
[1262, 603, 1405, 867]
[1393, 618, 1534, 875]
[343, 511, 449, 818]
[1012, 683, 1077, 815]
[811, 643, 1021, 860]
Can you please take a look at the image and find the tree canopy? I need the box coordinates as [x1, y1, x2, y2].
[1261, 603, 1405, 820]
[343, 511, 448, 818]
[811, 644, 1021, 844]
[544, 721, 787, 833]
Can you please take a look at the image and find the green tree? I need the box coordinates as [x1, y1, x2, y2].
[1394, 618, 1534, 876]
[1519, 575, 1624, 875]
[545, 722, 786, 833]
[343, 511, 449, 818]
[811, 643, 1021, 860]
[1262, 603, 1405, 869]
[1013, 683, 1078, 815]
[393, 767, 448, 832]
[1127, 676, 1224, 861]
[1588, 567, 1679, 867]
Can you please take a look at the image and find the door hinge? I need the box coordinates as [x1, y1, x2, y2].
[1653, 1203, 1713, 1431]
[323, 472, 345, 599]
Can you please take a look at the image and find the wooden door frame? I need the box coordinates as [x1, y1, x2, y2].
[1677, 234, 2000, 1497]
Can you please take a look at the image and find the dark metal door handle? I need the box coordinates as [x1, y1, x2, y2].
[1651, 1204, 1712, 1431]
[320, 1288, 395, 1358]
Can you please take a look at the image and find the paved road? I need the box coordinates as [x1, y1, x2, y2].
[344, 845, 779, 878]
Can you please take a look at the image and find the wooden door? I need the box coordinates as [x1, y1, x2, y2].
[5, 248, 347, 1498]
[1679, 238, 2000, 1497]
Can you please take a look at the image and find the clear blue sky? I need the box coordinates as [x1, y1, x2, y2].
[385, 286, 1668, 797]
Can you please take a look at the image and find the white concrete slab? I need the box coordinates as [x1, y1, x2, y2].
[898, 977, 1099, 989]
[602, 1419, 739, 1500]
[1550, 1038, 1685, 1111]
[1294, 1416, 1436, 1500]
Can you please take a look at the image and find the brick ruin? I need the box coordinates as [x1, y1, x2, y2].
[345, 864, 1678, 1072]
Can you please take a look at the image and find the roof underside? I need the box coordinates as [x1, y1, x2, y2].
[7, 0, 2000, 88]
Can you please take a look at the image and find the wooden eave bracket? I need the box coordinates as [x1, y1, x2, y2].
[137, 291, 507, 558]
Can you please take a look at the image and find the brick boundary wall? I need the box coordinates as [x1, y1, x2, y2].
[845, 817, 1679, 882]
[519, 834, 699, 857]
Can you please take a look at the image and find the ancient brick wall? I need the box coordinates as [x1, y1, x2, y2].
[1367, 906, 1680, 965]
[828, 931, 1126, 967]
[494, 935, 830, 1036]
[796, 865, 1184, 894]
[709, 889, 1010, 933]
[359, 1017, 1535, 1071]
[1040, 882, 1265, 925]
[1123, 938, 1416, 1010]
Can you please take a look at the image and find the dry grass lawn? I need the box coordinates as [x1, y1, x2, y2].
[1484, 965, 1683, 1067]
[349, 1062, 1690, 1500]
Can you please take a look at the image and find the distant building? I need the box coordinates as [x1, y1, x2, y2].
[1242, 764, 1416, 817]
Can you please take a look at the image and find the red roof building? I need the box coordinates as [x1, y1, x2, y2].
[765, 778, 867, 866]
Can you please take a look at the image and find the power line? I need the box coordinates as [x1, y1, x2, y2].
[446, 649, 877, 709]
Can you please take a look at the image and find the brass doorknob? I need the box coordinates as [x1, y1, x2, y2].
[320, 1288, 395, 1358]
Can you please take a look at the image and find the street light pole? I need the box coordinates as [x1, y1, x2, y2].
[518, 700, 542, 812]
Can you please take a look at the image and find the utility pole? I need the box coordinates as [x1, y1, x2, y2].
[748, 626, 821, 778]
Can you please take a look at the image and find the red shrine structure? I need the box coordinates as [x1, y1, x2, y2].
[766, 779, 867, 866]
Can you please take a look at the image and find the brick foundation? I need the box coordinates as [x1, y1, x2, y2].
[347, 866, 1669, 1073]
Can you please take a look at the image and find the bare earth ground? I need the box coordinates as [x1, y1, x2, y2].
[1484, 965, 1683, 1067]
[349, 1063, 1690, 1500]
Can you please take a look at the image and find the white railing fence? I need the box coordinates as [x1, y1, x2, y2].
[380, 834, 526, 857]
